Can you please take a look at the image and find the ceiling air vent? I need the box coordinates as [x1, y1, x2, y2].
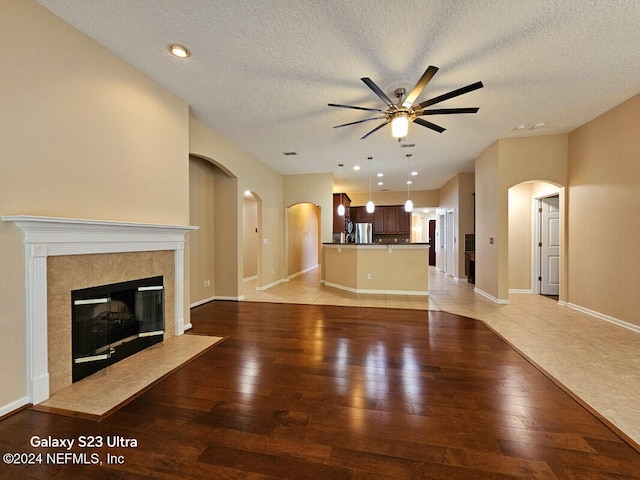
[400, 144, 415, 148]
[283, 152, 298, 156]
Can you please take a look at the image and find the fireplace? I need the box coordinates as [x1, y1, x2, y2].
[72, 276, 164, 382]
[1, 215, 197, 405]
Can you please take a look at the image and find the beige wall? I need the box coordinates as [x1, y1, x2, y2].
[189, 117, 284, 290]
[286, 203, 320, 276]
[189, 157, 216, 303]
[567, 94, 640, 326]
[0, 0, 189, 411]
[475, 141, 501, 299]
[475, 136, 568, 301]
[243, 197, 259, 279]
[349, 190, 439, 208]
[508, 182, 533, 291]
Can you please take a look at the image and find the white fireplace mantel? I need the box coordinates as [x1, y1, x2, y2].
[2, 215, 198, 405]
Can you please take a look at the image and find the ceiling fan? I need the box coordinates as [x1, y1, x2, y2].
[328, 66, 483, 139]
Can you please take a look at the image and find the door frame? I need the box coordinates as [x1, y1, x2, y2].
[532, 193, 560, 295]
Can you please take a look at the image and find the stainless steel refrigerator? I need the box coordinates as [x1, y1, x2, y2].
[354, 222, 373, 244]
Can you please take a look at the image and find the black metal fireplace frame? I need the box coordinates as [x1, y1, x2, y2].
[71, 275, 164, 382]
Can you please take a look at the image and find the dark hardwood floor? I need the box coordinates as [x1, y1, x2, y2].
[1, 301, 639, 479]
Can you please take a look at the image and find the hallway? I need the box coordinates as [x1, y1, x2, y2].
[244, 266, 640, 449]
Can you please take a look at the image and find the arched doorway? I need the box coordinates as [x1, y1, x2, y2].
[188, 154, 240, 305]
[508, 181, 563, 297]
[286, 202, 321, 278]
[242, 190, 262, 287]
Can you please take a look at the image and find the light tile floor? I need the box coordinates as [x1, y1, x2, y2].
[34, 334, 223, 419]
[244, 266, 640, 448]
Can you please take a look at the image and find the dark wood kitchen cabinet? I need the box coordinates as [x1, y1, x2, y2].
[397, 207, 410, 234]
[373, 207, 385, 234]
[351, 205, 410, 235]
[385, 206, 398, 234]
[332, 193, 351, 233]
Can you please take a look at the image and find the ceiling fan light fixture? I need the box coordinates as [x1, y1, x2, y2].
[391, 114, 409, 138]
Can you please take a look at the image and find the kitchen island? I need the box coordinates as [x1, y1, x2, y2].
[322, 243, 430, 295]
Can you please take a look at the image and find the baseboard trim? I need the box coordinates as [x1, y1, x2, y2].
[324, 281, 428, 296]
[257, 279, 285, 291]
[288, 264, 320, 280]
[474, 287, 510, 304]
[215, 295, 244, 301]
[566, 302, 640, 334]
[183, 322, 193, 331]
[509, 289, 533, 294]
[0, 396, 30, 419]
[242, 275, 257, 283]
[190, 296, 216, 308]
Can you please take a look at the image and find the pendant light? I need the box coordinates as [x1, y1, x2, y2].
[337, 163, 345, 216]
[404, 154, 414, 213]
[366, 157, 375, 213]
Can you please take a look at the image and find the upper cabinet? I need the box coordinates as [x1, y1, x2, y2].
[332, 193, 351, 233]
[351, 205, 410, 235]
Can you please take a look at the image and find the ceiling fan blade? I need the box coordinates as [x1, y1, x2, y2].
[361, 77, 394, 107]
[333, 116, 387, 128]
[361, 120, 391, 139]
[328, 103, 384, 112]
[418, 81, 484, 109]
[402, 65, 439, 107]
[413, 117, 446, 133]
[419, 107, 479, 115]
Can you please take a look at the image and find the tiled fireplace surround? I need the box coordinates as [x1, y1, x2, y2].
[2, 216, 197, 405]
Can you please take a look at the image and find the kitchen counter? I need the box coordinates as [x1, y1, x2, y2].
[323, 242, 430, 245]
[322, 243, 430, 295]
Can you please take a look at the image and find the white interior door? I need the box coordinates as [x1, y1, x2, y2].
[540, 195, 560, 295]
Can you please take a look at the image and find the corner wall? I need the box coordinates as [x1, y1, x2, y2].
[567, 94, 640, 327]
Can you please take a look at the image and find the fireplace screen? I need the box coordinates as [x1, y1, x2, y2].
[72, 276, 164, 382]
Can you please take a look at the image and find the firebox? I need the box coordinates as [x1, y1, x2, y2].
[72, 276, 164, 382]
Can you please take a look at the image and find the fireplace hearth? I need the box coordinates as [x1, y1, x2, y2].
[72, 276, 164, 382]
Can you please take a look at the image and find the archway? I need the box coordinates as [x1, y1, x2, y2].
[285, 202, 321, 278]
[188, 154, 240, 305]
[508, 180, 564, 299]
[242, 190, 263, 288]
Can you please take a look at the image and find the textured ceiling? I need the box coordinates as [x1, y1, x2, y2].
[36, 0, 640, 196]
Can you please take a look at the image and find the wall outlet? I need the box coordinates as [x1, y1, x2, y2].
[367, 273, 372, 280]
[271, 268, 275, 274]
[263, 238, 269, 244]
[204, 279, 210, 287]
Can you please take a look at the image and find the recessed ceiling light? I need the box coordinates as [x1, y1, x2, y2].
[411, 171, 418, 176]
[353, 165, 360, 171]
[406, 180, 413, 185]
[515, 123, 528, 130]
[377, 181, 384, 186]
[533, 122, 546, 129]
[168, 44, 190, 58]
[377, 173, 383, 177]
